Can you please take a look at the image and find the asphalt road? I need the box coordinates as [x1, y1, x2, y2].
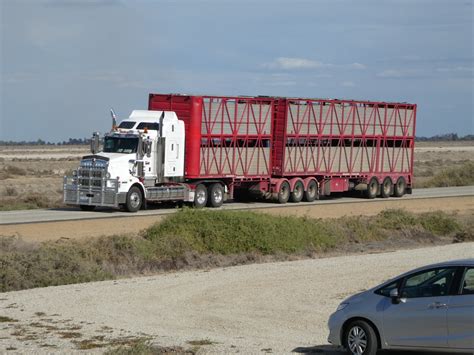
[0, 186, 472, 225]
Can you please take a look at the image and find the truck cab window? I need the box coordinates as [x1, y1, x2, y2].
[103, 137, 139, 154]
[118, 121, 135, 129]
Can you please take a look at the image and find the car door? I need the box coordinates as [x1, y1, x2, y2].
[382, 267, 457, 349]
[447, 267, 474, 350]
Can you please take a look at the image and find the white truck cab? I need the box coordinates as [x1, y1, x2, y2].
[64, 110, 190, 212]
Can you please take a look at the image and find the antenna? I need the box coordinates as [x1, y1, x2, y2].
[110, 108, 117, 129]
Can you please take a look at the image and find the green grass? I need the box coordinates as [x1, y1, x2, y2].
[0, 209, 469, 292]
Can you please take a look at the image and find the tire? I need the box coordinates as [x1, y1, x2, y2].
[125, 186, 142, 212]
[394, 177, 406, 197]
[344, 320, 378, 355]
[381, 177, 393, 198]
[207, 183, 224, 208]
[79, 205, 95, 211]
[277, 181, 290, 204]
[365, 177, 379, 199]
[290, 181, 304, 203]
[304, 179, 318, 202]
[194, 184, 208, 208]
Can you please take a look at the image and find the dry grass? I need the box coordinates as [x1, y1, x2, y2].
[0, 142, 472, 211]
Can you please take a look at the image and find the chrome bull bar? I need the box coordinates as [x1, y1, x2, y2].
[63, 170, 119, 207]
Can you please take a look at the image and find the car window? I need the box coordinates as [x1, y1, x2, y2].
[461, 268, 474, 295]
[375, 281, 399, 297]
[400, 267, 457, 298]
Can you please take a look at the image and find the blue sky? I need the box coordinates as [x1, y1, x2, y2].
[1, 0, 473, 141]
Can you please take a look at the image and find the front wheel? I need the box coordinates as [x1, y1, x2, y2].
[344, 320, 378, 355]
[125, 186, 143, 212]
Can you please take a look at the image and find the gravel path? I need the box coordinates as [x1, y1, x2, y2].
[1, 242, 473, 354]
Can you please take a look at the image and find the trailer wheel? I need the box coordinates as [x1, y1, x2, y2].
[79, 205, 95, 211]
[208, 183, 224, 208]
[290, 181, 304, 203]
[365, 177, 379, 199]
[394, 177, 406, 197]
[381, 177, 392, 198]
[304, 180, 318, 202]
[125, 186, 142, 212]
[194, 184, 208, 208]
[277, 181, 290, 204]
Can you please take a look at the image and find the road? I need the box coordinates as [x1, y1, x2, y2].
[1, 186, 472, 225]
[1, 242, 472, 354]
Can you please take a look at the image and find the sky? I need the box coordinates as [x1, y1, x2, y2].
[1, 0, 473, 141]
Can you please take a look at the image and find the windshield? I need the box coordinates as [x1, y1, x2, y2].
[103, 136, 138, 154]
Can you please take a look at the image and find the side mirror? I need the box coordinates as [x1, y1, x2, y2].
[390, 288, 402, 304]
[144, 140, 152, 158]
[91, 132, 100, 154]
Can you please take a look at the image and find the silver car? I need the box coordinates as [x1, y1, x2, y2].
[328, 259, 474, 355]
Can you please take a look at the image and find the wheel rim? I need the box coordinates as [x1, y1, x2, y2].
[129, 192, 141, 209]
[348, 326, 367, 355]
[370, 181, 377, 195]
[281, 184, 289, 199]
[213, 188, 223, 204]
[295, 184, 303, 198]
[308, 182, 316, 198]
[196, 189, 207, 205]
[384, 181, 391, 195]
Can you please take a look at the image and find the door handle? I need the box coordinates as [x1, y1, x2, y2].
[428, 302, 447, 309]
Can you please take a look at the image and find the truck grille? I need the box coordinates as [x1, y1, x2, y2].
[63, 158, 119, 207]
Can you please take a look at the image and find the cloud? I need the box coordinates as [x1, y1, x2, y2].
[348, 62, 366, 70]
[264, 57, 331, 70]
[377, 69, 419, 78]
[436, 66, 473, 73]
[263, 57, 367, 71]
[44, 0, 122, 7]
[341, 81, 356, 87]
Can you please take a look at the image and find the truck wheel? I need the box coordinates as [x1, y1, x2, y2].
[394, 177, 406, 197]
[194, 184, 208, 208]
[381, 177, 393, 198]
[365, 177, 379, 199]
[277, 181, 290, 204]
[79, 205, 95, 211]
[290, 181, 304, 203]
[125, 186, 142, 212]
[208, 183, 224, 208]
[304, 180, 318, 202]
[343, 320, 378, 355]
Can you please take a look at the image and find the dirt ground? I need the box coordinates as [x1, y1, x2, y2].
[1, 196, 472, 242]
[1, 242, 472, 354]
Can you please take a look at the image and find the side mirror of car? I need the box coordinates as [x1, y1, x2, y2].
[390, 288, 401, 304]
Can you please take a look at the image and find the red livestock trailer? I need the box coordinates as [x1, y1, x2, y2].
[148, 93, 416, 204]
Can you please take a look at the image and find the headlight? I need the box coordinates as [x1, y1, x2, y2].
[336, 303, 349, 312]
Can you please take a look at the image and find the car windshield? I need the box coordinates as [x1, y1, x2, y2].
[103, 137, 138, 154]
